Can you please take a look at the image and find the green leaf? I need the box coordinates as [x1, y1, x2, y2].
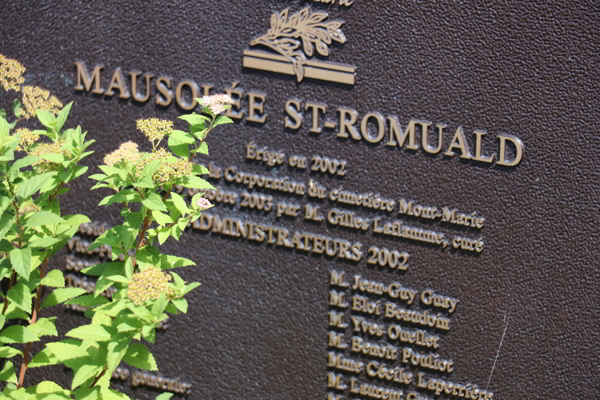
[179, 175, 214, 190]
[41, 288, 87, 309]
[36, 110, 56, 128]
[142, 193, 167, 211]
[171, 298, 188, 313]
[140, 159, 162, 180]
[29, 237, 62, 249]
[0, 361, 17, 384]
[167, 134, 189, 158]
[6, 283, 32, 314]
[3, 303, 29, 320]
[24, 211, 65, 227]
[0, 213, 15, 241]
[66, 324, 114, 342]
[10, 247, 32, 281]
[170, 192, 190, 214]
[17, 172, 58, 198]
[213, 114, 233, 127]
[64, 295, 109, 307]
[0, 239, 11, 252]
[28, 317, 58, 337]
[151, 211, 172, 226]
[123, 343, 157, 371]
[169, 130, 195, 143]
[8, 155, 41, 175]
[0, 109, 5, 120]
[40, 269, 65, 288]
[63, 214, 91, 227]
[159, 254, 195, 269]
[124, 212, 144, 230]
[56, 102, 73, 132]
[197, 141, 209, 155]
[82, 262, 124, 279]
[183, 282, 201, 295]
[45, 342, 88, 361]
[40, 153, 65, 163]
[178, 113, 209, 125]
[12, 99, 21, 119]
[0, 346, 22, 358]
[157, 227, 170, 245]
[72, 365, 103, 390]
[151, 293, 168, 318]
[0, 325, 40, 344]
[155, 393, 174, 400]
[98, 189, 141, 206]
[105, 275, 129, 284]
[29, 347, 59, 368]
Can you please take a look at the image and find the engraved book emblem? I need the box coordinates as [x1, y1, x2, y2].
[243, 7, 357, 85]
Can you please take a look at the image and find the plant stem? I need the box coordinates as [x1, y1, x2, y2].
[90, 368, 107, 387]
[17, 256, 48, 388]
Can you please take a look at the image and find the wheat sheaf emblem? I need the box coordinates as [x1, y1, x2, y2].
[244, 7, 355, 84]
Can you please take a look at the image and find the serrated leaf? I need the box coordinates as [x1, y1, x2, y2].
[29, 347, 60, 367]
[45, 342, 88, 361]
[159, 254, 195, 269]
[0, 213, 15, 241]
[36, 110, 56, 128]
[151, 211, 172, 226]
[40, 269, 65, 288]
[10, 247, 32, 280]
[24, 211, 65, 227]
[8, 155, 40, 175]
[171, 298, 188, 313]
[167, 134, 189, 158]
[213, 114, 233, 127]
[56, 102, 73, 132]
[183, 282, 201, 295]
[178, 113, 209, 125]
[28, 317, 58, 337]
[66, 324, 114, 342]
[105, 275, 129, 284]
[6, 283, 32, 314]
[142, 193, 167, 211]
[29, 237, 62, 249]
[123, 343, 157, 371]
[0, 361, 17, 384]
[151, 293, 168, 318]
[0, 325, 40, 344]
[170, 192, 189, 214]
[64, 295, 109, 307]
[63, 214, 91, 227]
[124, 212, 144, 230]
[179, 175, 214, 190]
[197, 142, 209, 155]
[157, 227, 170, 245]
[72, 364, 103, 390]
[41, 288, 87, 309]
[0, 346, 22, 358]
[17, 172, 57, 198]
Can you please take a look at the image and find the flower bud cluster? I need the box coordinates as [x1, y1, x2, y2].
[137, 118, 173, 143]
[135, 148, 193, 183]
[0, 55, 25, 92]
[103, 141, 142, 166]
[16, 128, 39, 151]
[127, 267, 174, 306]
[28, 141, 69, 171]
[21, 85, 63, 119]
[195, 197, 212, 210]
[201, 94, 233, 115]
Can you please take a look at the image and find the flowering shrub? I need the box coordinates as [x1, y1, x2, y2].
[0, 54, 233, 399]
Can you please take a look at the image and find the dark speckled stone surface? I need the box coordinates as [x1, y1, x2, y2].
[0, 1, 598, 399]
